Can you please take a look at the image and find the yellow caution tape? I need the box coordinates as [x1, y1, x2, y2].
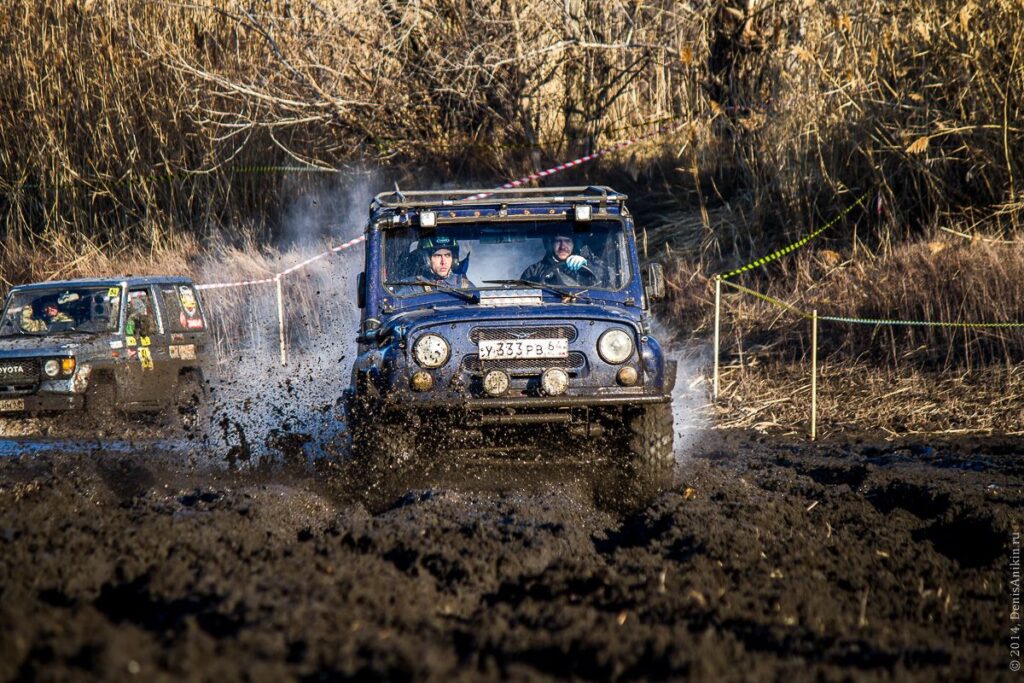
[719, 189, 872, 281]
[819, 315, 1024, 328]
[719, 278, 811, 319]
[720, 281, 1023, 328]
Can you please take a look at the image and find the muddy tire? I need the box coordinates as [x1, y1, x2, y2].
[167, 371, 205, 434]
[348, 401, 418, 506]
[600, 403, 674, 510]
[85, 379, 118, 432]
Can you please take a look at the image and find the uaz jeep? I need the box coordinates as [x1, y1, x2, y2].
[0, 276, 209, 426]
[347, 187, 676, 499]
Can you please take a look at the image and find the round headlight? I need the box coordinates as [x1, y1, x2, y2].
[43, 359, 60, 377]
[541, 368, 569, 396]
[483, 370, 510, 396]
[597, 329, 634, 364]
[412, 334, 450, 368]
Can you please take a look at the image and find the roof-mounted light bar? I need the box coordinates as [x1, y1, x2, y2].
[372, 186, 627, 211]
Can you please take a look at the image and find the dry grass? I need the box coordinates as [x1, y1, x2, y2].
[667, 236, 1024, 367]
[712, 360, 1024, 437]
[1, 0, 1021, 250]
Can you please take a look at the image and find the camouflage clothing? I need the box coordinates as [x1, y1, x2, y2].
[20, 307, 72, 333]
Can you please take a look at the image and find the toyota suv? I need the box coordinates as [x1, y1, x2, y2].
[0, 276, 209, 427]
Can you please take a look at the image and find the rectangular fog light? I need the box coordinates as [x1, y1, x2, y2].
[419, 210, 437, 228]
[574, 204, 592, 222]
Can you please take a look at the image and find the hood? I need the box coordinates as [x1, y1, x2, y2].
[381, 302, 644, 339]
[0, 334, 102, 358]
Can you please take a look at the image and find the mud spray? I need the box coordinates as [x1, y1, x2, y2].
[192, 180, 709, 478]
[651, 319, 711, 465]
[193, 171, 377, 467]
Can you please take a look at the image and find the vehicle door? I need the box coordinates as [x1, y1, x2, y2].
[119, 286, 172, 409]
[158, 283, 207, 378]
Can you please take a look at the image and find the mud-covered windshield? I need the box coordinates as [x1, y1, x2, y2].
[383, 220, 632, 297]
[0, 286, 122, 336]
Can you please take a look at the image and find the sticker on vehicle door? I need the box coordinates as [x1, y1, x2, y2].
[177, 286, 205, 330]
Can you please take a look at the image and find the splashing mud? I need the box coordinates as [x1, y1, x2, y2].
[193, 175, 374, 467]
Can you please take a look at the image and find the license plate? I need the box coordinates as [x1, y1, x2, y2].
[0, 398, 25, 412]
[478, 338, 568, 360]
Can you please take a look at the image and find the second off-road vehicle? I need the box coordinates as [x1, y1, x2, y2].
[0, 276, 209, 427]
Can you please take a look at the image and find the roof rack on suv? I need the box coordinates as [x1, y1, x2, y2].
[371, 186, 627, 211]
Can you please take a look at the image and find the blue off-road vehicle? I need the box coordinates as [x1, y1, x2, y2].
[346, 186, 676, 500]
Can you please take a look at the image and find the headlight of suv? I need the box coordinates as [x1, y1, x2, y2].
[597, 329, 634, 364]
[412, 334, 450, 368]
[43, 358, 76, 378]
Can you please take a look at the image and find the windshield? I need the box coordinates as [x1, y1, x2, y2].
[383, 220, 632, 297]
[0, 286, 122, 336]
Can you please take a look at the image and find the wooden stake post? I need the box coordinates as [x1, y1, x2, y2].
[276, 274, 288, 366]
[811, 309, 818, 440]
[713, 277, 721, 400]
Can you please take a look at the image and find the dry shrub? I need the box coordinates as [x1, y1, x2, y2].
[666, 233, 1024, 369]
[0, 0, 1021, 254]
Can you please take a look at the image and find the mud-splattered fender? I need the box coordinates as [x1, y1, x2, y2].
[640, 335, 674, 393]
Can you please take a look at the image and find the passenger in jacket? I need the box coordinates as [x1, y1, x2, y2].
[520, 234, 606, 287]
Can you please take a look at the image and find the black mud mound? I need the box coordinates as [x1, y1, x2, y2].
[0, 431, 1015, 681]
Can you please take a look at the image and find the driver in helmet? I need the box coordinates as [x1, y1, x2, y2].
[416, 235, 474, 289]
[520, 233, 606, 287]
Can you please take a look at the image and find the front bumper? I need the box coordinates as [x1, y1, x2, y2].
[0, 392, 84, 415]
[388, 391, 672, 412]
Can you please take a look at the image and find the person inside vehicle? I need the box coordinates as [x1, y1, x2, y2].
[125, 293, 154, 336]
[520, 233, 606, 287]
[19, 297, 75, 333]
[415, 235, 474, 289]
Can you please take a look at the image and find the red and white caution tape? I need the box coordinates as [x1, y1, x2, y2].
[466, 121, 684, 201]
[196, 236, 366, 290]
[197, 120, 682, 290]
[278, 235, 367, 278]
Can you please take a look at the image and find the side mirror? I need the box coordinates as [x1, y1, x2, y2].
[357, 272, 366, 309]
[644, 262, 666, 302]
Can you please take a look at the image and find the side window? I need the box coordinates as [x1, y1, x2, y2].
[161, 285, 206, 332]
[126, 289, 157, 336]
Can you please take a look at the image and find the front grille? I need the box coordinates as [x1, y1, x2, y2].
[0, 359, 40, 393]
[470, 325, 577, 343]
[0, 359, 39, 386]
[462, 352, 587, 375]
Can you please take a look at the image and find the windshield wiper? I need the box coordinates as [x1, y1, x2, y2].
[385, 278, 480, 304]
[483, 279, 590, 303]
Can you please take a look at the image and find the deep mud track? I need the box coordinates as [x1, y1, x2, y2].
[0, 431, 1019, 681]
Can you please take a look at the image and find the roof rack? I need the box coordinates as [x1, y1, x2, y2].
[372, 185, 627, 211]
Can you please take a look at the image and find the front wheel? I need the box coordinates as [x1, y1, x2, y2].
[598, 403, 675, 510]
[349, 402, 418, 504]
[167, 370, 206, 434]
[85, 377, 119, 432]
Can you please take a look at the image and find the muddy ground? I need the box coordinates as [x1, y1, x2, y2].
[0, 430, 1019, 682]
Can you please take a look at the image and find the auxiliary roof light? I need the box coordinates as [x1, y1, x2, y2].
[419, 210, 437, 228]
[574, 204, 592, 222]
